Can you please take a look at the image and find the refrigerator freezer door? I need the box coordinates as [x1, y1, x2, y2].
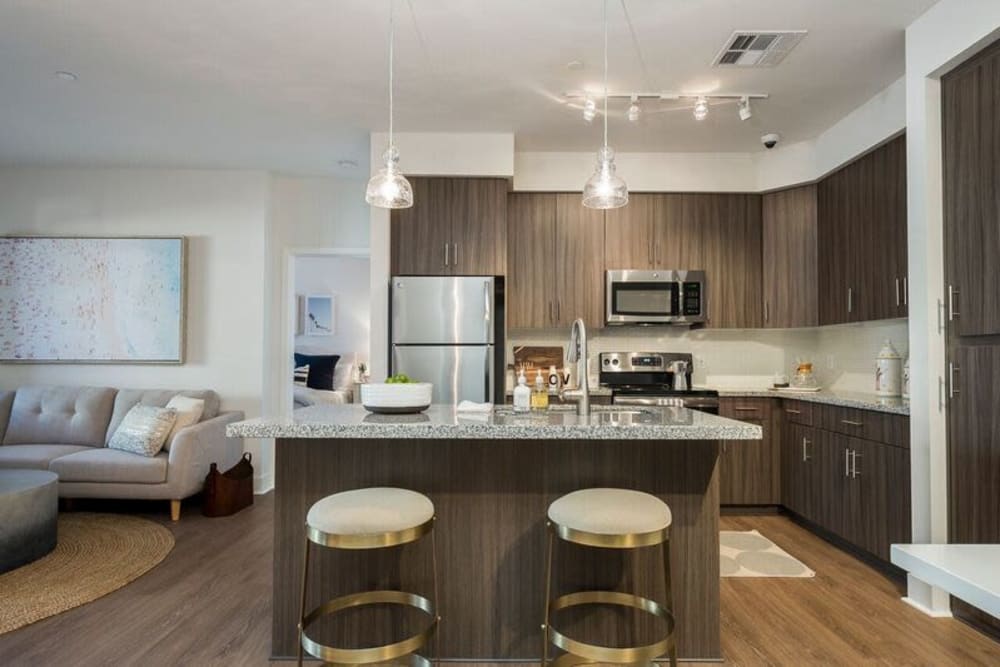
[392, 276, 495, 345]
[392, 345, 494, 404]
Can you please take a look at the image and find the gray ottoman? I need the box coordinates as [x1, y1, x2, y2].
[0, 470, 59, 573]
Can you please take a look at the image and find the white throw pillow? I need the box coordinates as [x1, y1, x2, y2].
[333, 362, 354, 390]
[109, 405, 177, 457]
[165, 395, 206, 445]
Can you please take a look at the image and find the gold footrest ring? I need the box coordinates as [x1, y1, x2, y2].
[300, 589, 437, 665]
[547, 590, 675, 665]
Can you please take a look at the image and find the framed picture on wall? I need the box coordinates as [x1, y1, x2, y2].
[304, 294, 335, 336]
[0, 236, 186, 364]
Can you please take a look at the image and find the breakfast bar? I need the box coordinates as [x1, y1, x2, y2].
[228, 404, 761, 662]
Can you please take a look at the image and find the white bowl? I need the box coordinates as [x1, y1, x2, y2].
[360, 383, 433, 414]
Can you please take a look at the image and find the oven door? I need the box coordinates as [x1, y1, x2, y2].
[605, 273, 679, 325]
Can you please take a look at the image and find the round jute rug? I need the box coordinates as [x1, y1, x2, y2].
[0, 513, 174, 635]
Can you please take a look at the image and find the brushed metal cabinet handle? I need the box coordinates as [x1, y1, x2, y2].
[848, 287, 853, 314]
[802, 437, 811, 462]
[444, 243, 450, 266]
[840, 419, 864, 427]
[453, 243, 458, 267]
[845, 449, 851, 477]
[949, 363, 960, 398]
[948, 285, 959, 321]
[734, 407, 759, 412]
[764, 300, 769, 324]
[851, 450, 861, 479]
[785, 409, 801, 415]
[903, 276, 908, 306]
[895, 278, 900, 307]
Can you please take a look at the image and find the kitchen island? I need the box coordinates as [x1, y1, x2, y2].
[228, 404, 761, 662]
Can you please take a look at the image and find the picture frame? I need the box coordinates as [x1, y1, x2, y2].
[0, 236, 187, 364]
[304, 294, 336, 336]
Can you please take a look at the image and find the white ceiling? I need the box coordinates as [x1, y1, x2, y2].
[0, 0, 937, 175]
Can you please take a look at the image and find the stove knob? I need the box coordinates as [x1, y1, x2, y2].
[612, 358, 620, 366]
[603, 358, 610, 365]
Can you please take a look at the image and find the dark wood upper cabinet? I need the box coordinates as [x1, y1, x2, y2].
[391, 177, 507, 276]
[817, 136, 908, 325]
[943, 44, 1000, 337]
[506, 193, 557, 329]
[506, 193, 604, 329]
[700, 194, 763, 329]
[763, 185, 818, 328]
[604, 193, 656, 270]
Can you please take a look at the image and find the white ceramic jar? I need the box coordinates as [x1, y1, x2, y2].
[875, 340, 902, 397]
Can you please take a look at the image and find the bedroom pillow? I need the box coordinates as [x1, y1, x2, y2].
[293, 365, 310, 386]
[108, 405, 177, 457]
[294, 353, 340, 390]
[164, 395, 205, 446]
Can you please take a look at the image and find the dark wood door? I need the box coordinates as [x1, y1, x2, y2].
[814, 429, 850, 539]
[506, 193, 557, 329]
[817, 172, 852, 325]
[700, 194, 763, 329]
[719, 398, 778, 505]
[452, 178, 508, 275]
[943, 46, 1000, 337]
[781, 422, 816, 517]
[554, 194, 606, 328]
[391, 177, 452, 275]
[762, 185, 818, 328]
[657, 194, 707, 269]
[605, 193, 655, 270]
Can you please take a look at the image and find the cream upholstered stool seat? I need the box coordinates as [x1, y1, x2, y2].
[542, 488, 677, 667]
[297, 487, 439, 666]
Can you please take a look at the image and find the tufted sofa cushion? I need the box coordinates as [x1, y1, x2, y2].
[0, 391, 14, 443]
[105, 389, 220, 446]
[3, 386, 117, 447]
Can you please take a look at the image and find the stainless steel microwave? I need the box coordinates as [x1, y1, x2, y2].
[605, 270, 708, 325]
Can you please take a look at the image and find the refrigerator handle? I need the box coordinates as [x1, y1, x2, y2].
[484, 280, 491, 323]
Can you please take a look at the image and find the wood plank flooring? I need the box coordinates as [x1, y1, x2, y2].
[1, 496, 998, 666]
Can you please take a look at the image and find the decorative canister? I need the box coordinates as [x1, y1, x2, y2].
[875, 340, 902, 397]
[902, 356, 910, 399]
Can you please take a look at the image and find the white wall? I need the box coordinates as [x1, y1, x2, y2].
[293, 255, 371, 367]
[903, 0, 1000, 615]
[0, 167, 270, 487]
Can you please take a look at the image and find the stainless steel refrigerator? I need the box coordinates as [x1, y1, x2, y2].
[390, 276, 504, 404]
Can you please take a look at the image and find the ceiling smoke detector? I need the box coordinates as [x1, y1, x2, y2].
[712, 30, 807, 67]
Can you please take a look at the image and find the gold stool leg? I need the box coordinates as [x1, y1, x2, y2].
[662, 538, 677, 667]
[297, 535, 311, 666]
[541, 525, 555, 667]
[431, 522, 441, 667]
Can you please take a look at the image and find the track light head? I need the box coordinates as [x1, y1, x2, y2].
[693, 96, 709, 121]
[738, 96, 752, 121]
[627, 95, 640, 123]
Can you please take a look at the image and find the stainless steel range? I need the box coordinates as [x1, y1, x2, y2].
[599, 351, 720, 414]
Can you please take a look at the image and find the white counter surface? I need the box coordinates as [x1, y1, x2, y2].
[891, 544, 1000, 618]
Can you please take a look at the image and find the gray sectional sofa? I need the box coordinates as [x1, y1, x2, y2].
[0, 385, 245, 520]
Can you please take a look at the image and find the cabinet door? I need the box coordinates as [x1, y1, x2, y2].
[817, 171, 852, 325]
[701, 194, 763, 329]
[781, 422, 806, 515]
[656, 194, 706, 270]
[604, 193, 655, 270]
[814, 430, 850, 538]
[506, 193, 556, 329]
[554, 194, 605, 329]
[452, 178, 507, 276]
[883, 136, 909, 318]
[762, 185, 818, 328]
[844, 436, 888, 557]
[391, 177, 452, 275]
[943, 49, 1000, 337]
[719, 399, 777, 505]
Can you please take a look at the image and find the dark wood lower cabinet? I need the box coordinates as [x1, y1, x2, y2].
[720, 398, 778, 505]
[768, 399, 911, 566]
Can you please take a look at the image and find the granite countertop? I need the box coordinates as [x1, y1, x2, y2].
[227, 404, 762, 441]
[704, 387, 910, 416]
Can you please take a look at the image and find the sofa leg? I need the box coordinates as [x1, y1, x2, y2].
[170, 499, 181, 522]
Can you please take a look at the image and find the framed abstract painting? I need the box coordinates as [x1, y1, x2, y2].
[0, 236, 186, 363]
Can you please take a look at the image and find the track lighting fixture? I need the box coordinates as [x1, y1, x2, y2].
[583, 98, 597, 122]
[738, 96, 752, 121]
[627, 95, 640, 122]
[693, 96, 709, 121]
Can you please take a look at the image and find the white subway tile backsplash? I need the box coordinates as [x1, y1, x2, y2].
[508, 319, 908, 392]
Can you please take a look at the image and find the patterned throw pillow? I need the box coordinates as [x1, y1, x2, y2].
[108, 405, 178, 457]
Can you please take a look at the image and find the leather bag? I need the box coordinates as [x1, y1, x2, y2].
[202, 452, 254, 517]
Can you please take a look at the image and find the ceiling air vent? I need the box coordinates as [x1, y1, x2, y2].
[712, 30, 807, 67]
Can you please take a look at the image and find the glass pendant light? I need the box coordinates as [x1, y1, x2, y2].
[582, 0, 628, 210]
[366, 0, 413, 209]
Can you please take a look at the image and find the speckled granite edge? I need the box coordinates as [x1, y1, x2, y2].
[227, 405, 762, 441]
[710, 389, 910, 415]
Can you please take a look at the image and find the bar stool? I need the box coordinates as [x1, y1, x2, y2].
[541, 488, 677, 667]
[297, 487, 439, 666]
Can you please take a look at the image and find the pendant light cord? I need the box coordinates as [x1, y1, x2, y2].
[602, 0, 608, 150]
[388, 0, 395, 146]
